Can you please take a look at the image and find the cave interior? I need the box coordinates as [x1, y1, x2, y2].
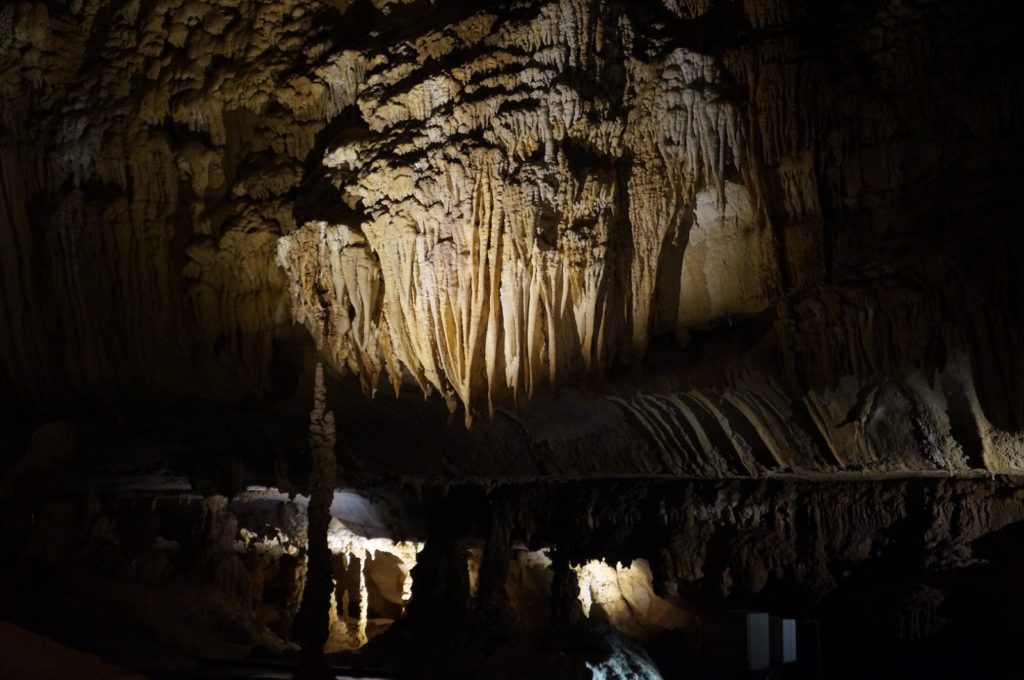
[1, 0, 1023, 678]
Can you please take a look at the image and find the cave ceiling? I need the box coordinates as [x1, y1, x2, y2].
[1, 0, 1022, 480]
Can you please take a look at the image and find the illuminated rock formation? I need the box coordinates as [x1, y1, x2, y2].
[3, 0, 1019, 470]
[573, 558, 688, 639]
[278, 1, 764, 422]
[0, 0, 1015, 454]
[1, 0, 1022, 676]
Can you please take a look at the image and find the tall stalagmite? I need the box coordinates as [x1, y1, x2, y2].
[295, 364, 337, 676]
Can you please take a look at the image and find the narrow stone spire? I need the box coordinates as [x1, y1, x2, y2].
[295, 363, 338, 679]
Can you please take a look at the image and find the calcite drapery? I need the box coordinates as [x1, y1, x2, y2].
[2, 0, 1022, 473]
[278, 1, 778, 423]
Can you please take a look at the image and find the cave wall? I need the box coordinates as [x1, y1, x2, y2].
[2, 0, 1022, 476]
[3, 416, 1024, 676]
[399, 477, 1024, 676]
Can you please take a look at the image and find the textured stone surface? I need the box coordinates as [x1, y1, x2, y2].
[1, 0, 1022, 475]
[4, 421, 1024, 675]
[3, 5, 1024, 676]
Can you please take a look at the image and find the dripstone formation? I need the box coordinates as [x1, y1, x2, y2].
[1, 0, 1022, 678]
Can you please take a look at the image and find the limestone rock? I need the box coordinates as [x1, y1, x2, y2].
[1, 0, 1021, 475]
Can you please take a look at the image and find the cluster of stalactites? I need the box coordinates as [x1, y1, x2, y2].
[0, 0, 370, 406]
[278, 0, 779, 425]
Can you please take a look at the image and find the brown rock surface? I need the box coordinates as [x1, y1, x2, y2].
[1, 0, 1020, 479]
[0, 620, 145, 680]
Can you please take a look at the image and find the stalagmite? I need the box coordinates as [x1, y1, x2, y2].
[294, 364, 338, 678]
[550, 549, 584, 627]
[327, 588, 346, 650]
[357, 556, 369, 647]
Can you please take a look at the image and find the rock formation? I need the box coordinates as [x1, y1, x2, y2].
[2, 0, 1020, 477]
[1, 0, 1022, 677]
[295, 364, 338, 673]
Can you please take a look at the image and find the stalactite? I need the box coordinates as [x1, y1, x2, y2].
[1, 0, 366, 411]
[280, 1, 757, 422]
[2, 0, 1021, 477]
